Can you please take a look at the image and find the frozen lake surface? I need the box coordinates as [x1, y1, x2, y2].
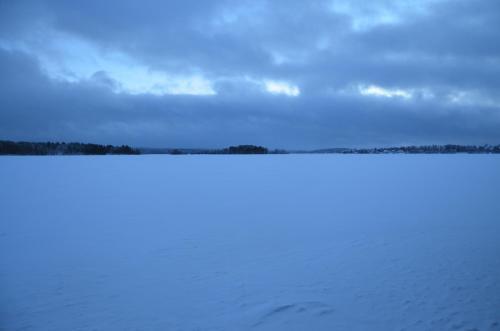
[1, 155, 499, 331]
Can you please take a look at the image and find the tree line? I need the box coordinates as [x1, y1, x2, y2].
[313, 144, 500, 154]
[2, 141, 499, 155]
[168, 145, 270, 155]
[0, 140, 140, 155]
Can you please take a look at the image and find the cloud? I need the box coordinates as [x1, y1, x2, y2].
[359, 85, 412, 99]
[264, 81, 300, 97]
[0, 0, 499, 148]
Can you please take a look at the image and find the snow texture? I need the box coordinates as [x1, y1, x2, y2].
[1, 155, 499, 331]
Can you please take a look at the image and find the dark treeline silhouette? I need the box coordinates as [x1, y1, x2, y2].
[167, 145, 271, 155]
[3, 141, 500, 155]
[225, 145, 268, 154]
[157, 144, 500, 155]
[312, 144, 500, 154]
[0, 140, 140, 155]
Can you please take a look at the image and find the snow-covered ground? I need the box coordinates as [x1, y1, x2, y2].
[1, 155, 499, 331]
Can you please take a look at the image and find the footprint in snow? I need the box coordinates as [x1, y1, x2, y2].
[252, 301, 334, 327]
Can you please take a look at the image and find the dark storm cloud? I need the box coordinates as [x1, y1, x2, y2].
[0, 0, 499, 148]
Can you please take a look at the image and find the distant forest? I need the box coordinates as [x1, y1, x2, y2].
[311, 144, 500, 154]
[0, 140, 140, 155]
[1, 140, 500, 155]
[168, 145, 271, 155]
[0, 141, 269, 155]
[168, 144, 500, 155]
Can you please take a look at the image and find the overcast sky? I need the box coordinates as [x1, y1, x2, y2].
[1, 0, 499, 148]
